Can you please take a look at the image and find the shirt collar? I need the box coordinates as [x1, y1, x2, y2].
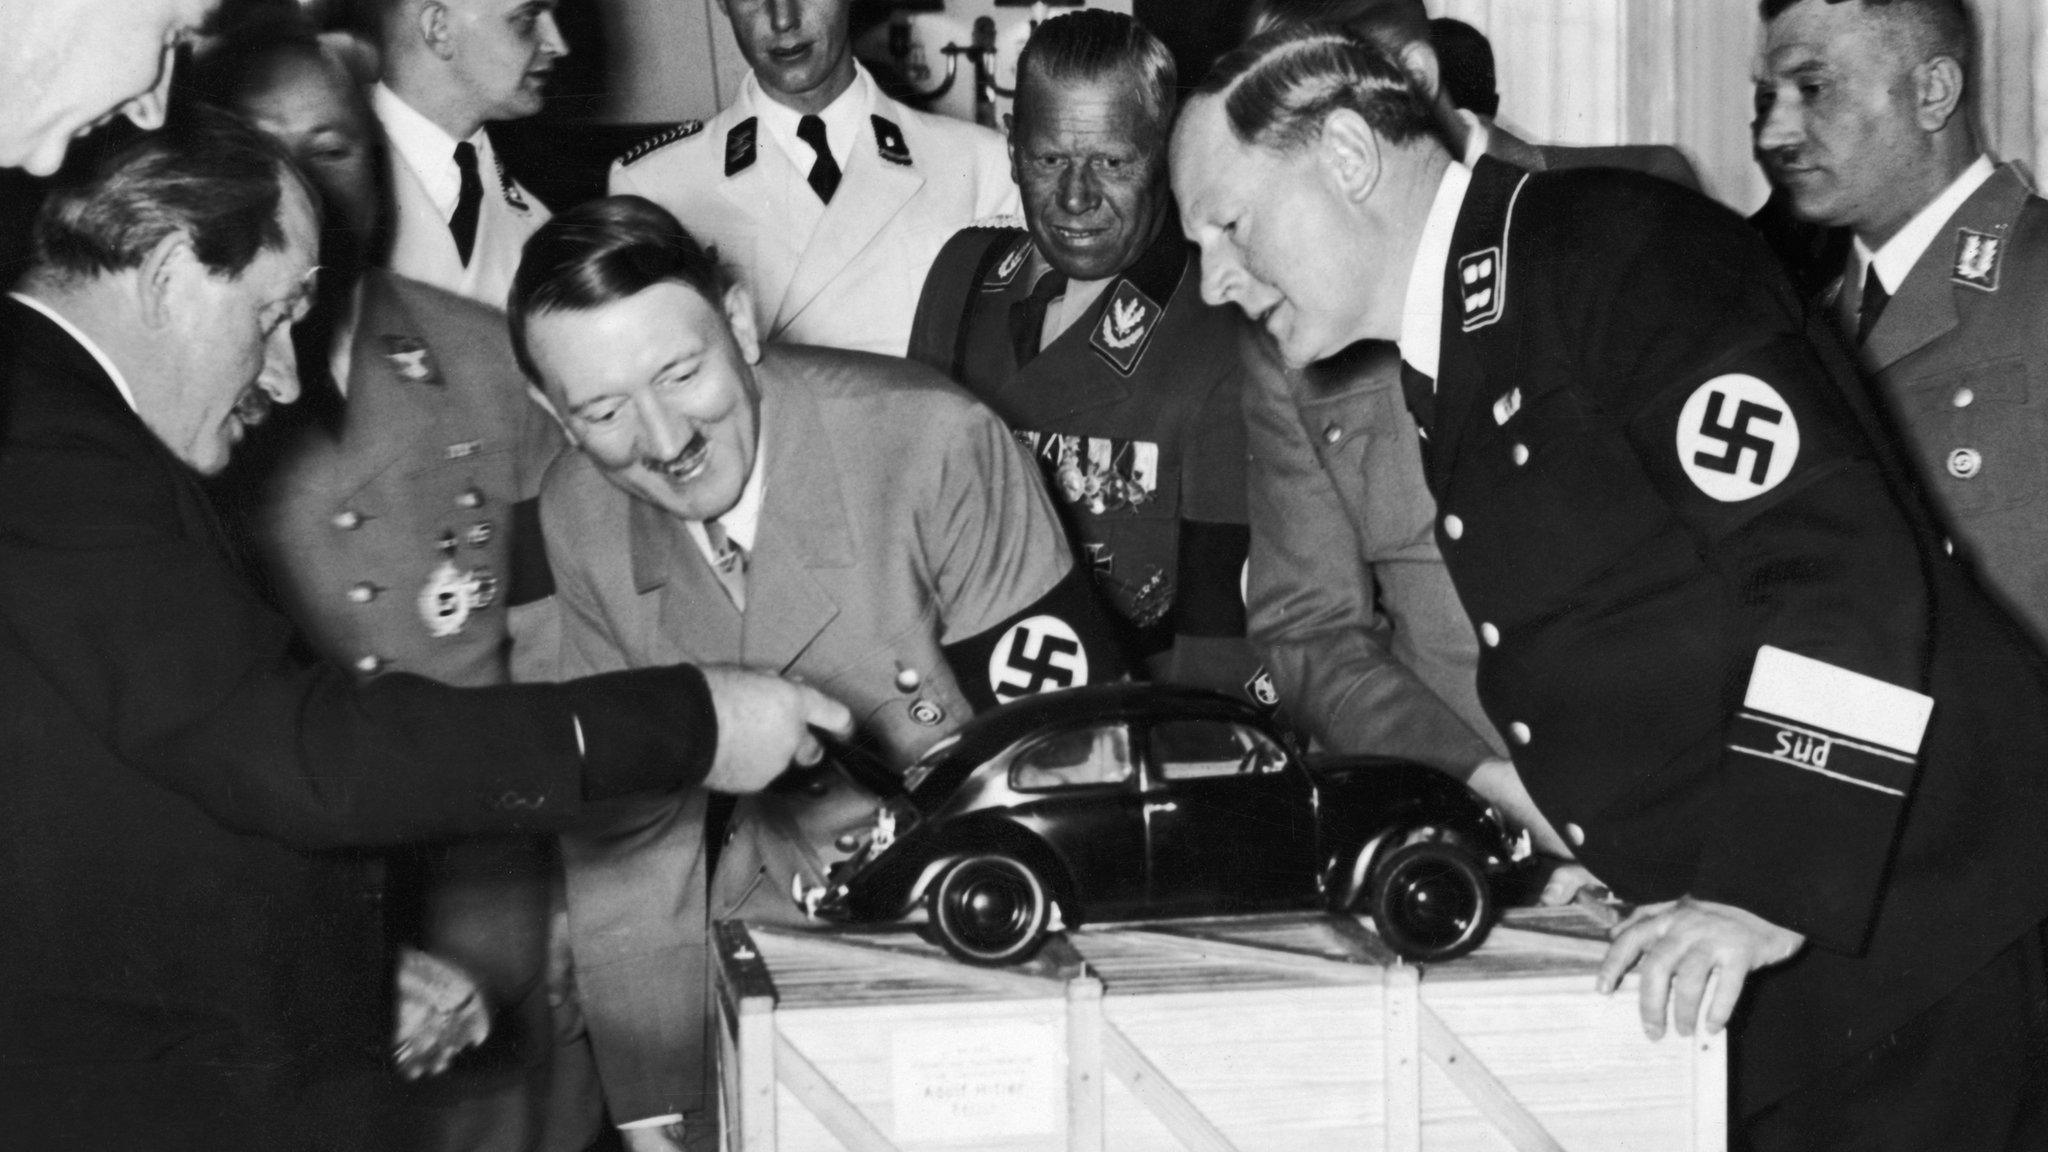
[1398, 159, 1473, 383]
[10, 291, 140, 413]
[685, 414, 768, 564]
[1856, 154, 1996, 295]
[374, 83, 491, 219]
[1454, 108, 1490, 168]
[747, 63, 873, 175]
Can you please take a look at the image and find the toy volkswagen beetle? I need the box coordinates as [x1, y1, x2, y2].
[807, 684, 1519, 966]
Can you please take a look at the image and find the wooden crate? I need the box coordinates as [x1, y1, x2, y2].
[712, 910, 1725, 1152]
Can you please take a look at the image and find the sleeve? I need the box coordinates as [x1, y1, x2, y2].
[1240, 331, 1503, 777]
[1601, 201, 1932, 952]
[0, 453, 715, 853]
[924, 399, 1125, 709]
[1161, 352, 1261, 696]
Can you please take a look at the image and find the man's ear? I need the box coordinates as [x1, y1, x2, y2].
[135, 230, 199, 331]
[420, 1, 455, 60]
[1318, 108, 1383, 206]
[1398, 39, 1442, 101]
[1913, 55, 1966, 133]
[723, 283, 762, 365]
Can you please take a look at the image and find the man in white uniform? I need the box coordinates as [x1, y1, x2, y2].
[369, 0, 560, 307]
[609, 0, 1017, 357]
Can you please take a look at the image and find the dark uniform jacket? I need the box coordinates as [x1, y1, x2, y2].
[0, 297, 714, 1149]
[1852, 165, 2048, 649]
[1408, 159, 2048, 1112]
[909, 218, 1264, 705]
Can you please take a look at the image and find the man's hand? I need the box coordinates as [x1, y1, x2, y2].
[392, 946, 491, 1080]
[700, 666, 855, 794]
[1465, 757, 1573, 858]
[1537, 862, 1607, 907]
[1597, 897, 1805, 1040]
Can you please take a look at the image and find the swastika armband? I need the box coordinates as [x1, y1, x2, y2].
[943, 566, 1126, 713]
[1676, 374, 1801, 501]
[1727, 646, 1931, 798]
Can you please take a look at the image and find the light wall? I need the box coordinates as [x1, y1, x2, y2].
[1432, 0, 2043, 214]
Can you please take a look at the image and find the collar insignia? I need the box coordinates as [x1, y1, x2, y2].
[984, 235, 1031, 291]
[872, 115, 912, 166]
[1090, 280, 1162, 376]
[619, 120, 705, 168]
[725, 117, 759, 177]
[383, 336, 439, 385]
[1458, 246, 1504, 331]
[1492, 387, 1521, 425]
[1952, 228, 2002, 291]
[489, 152, 528, 212]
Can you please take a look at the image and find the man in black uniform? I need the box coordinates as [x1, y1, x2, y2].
[910, 10, 1263, 705]
[1174, 25, 2048, 1150]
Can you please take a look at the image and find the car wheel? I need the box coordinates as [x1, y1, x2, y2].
[1368, 840, 1494, 962]
[927, 854, 1052, 966]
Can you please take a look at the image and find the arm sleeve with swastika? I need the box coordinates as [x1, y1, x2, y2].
[924, 397, 1124, 709]
[1590, 189, 1932, 953]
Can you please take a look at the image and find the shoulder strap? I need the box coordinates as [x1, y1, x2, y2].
[908, 227, 1024, 378]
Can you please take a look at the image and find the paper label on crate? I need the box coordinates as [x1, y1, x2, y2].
[891, 1018, 1062, 1141]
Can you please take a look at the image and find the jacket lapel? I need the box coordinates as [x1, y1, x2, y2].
[1428, 158, 1526, 491]
[740, 365, 849, 672]
[630, 495, 742, 662]
[773, 102, 925, 336]
[1864, 166, 2030, 372]
[1011, 220, 1191, 421]
[714, 94, 797, 327]
[327, 276, 444, 502]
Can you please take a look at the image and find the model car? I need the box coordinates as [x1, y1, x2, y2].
[806, 684, 1521, 967]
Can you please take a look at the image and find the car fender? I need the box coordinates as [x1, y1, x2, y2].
[905, 818, 1080, 921]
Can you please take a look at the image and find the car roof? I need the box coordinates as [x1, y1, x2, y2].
[909, 684, 1276, 798]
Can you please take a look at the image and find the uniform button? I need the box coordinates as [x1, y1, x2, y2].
[1953, 387, 1974, 408]
[1511, 443, 1529, 467]
[1480, 622, 1500, 647]
[355, 654, 386, 674]
[1565, 822, 1586, 847]
[1944, 537, 1956, 556]
[332, 510, 364, 530]
[1443, 514, 1464, 540]
[465, 522, 494, 548]
[1323, 424, 1344, 445]
[1508, 721, 1531, 746]
[1947, 447, 1982, 479]
[347, 582, 379, 604]
[894, 665, 922, 693]
[457, 488, 485, 509]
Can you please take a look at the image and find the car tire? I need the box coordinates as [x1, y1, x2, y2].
[1368, 840, 1494, 962]
[927, 854, 1052, 967]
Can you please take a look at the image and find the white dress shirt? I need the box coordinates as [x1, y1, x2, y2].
[1850, 154, 1997, 299]
[1398, 159, 1475, 384]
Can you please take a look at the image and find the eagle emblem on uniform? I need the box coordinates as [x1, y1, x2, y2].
[1952, 228, 2002, 291]
[383, 336, 438, 385]
[1090, 280, 1161, 375]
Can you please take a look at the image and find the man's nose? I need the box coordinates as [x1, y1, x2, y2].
[1196, 243, 1241, 310]
[767, 0, 801, 34]
[258, 327, 301, 405]
[121, 45, 178, 132]
[1058, 165, 1099, 217]
[537, 11, 570, 58]
[634, 391, 684, 460]
[1753, 92, 1801, 155]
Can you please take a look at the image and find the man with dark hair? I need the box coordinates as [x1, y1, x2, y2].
[368, 0, 562, 306]
[1176, 23, 2048, 1150]
[0, 110, 851, 1150]
[608, 0, 1016, 357]
[191, 21, 600, 1151]
[512, 197, 1120, 1151]
[1247, 0, 1701, 190]
[1756, 0, 2048, 650]
[906, 11, 1270, 710]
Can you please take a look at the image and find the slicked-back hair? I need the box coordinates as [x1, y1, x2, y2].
[1243, 0, 1431, 59]
[1759, 0, 1973, 71]
[1015, 11, 1179, 136]
[29, 103, 308, 286]
[508, 195, 736, 385]
[1197, 24, 1435, 154]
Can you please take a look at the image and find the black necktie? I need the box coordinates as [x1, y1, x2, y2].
[449, 141, 483, 267]
[1855, 270, 1891, 345]
[1008, 270, 1068, 366]
[796, 116, 841, 204]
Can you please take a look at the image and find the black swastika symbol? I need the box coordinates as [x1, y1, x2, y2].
[1691, 391, 1783, 484]
[1003, 630, 1081, 695]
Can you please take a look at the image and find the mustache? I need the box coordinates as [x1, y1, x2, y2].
[233, 388, 275, 427]
[643, 431, 709, 479]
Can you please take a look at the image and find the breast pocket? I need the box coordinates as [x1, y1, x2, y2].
[1901, 358, 2040, 515]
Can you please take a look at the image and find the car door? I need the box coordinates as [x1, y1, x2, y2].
[1141, 718, 1319, 914]
[1004, 721, 1148, 916]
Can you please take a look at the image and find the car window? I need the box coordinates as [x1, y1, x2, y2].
[1011, 724, 1134, 790]
[1153, 721, 1284, 780]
